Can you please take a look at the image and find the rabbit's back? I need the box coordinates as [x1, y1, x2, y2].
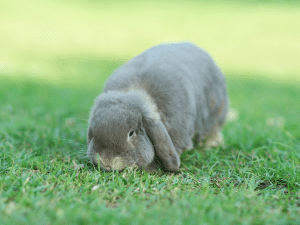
[104, 42, 227, 152]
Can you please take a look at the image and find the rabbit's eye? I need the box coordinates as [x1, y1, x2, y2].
[128, 130, 135, 137]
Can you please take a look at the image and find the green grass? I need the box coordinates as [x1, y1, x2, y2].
[1, 0, 300, 82]
[1, 0, 300, 223]
[1, 58, 300, 224]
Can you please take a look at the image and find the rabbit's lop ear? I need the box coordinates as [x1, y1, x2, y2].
[144, 118, 180, 171]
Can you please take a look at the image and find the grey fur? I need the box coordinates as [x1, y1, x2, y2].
[87, 42, 228, 171]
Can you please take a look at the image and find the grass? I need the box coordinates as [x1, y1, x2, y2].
[0, 58, 300, 224]
[1, 0, 300, 82]
[1, 0, 300, 223]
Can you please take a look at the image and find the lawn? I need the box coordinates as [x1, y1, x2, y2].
[1, 0, 300, 81]
[1, 0, 300, 224]
[1, 59, 300, 224]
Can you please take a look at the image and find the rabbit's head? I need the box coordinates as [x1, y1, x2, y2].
[87, 89, 180, 171]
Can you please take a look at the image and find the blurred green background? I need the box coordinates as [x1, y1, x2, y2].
[1, 0, 299, 85]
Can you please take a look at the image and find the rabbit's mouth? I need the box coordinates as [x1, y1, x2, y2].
[88, 140, 138, 171]
[106, 156, 134, 171]
[91, 152, 138, 171]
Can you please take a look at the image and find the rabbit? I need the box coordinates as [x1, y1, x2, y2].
[87, 42, 228, 172]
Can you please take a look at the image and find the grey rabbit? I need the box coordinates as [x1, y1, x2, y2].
[87, 42, 228, 172]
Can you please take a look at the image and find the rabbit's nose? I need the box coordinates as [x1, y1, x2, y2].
[111, 157, 126, 170]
